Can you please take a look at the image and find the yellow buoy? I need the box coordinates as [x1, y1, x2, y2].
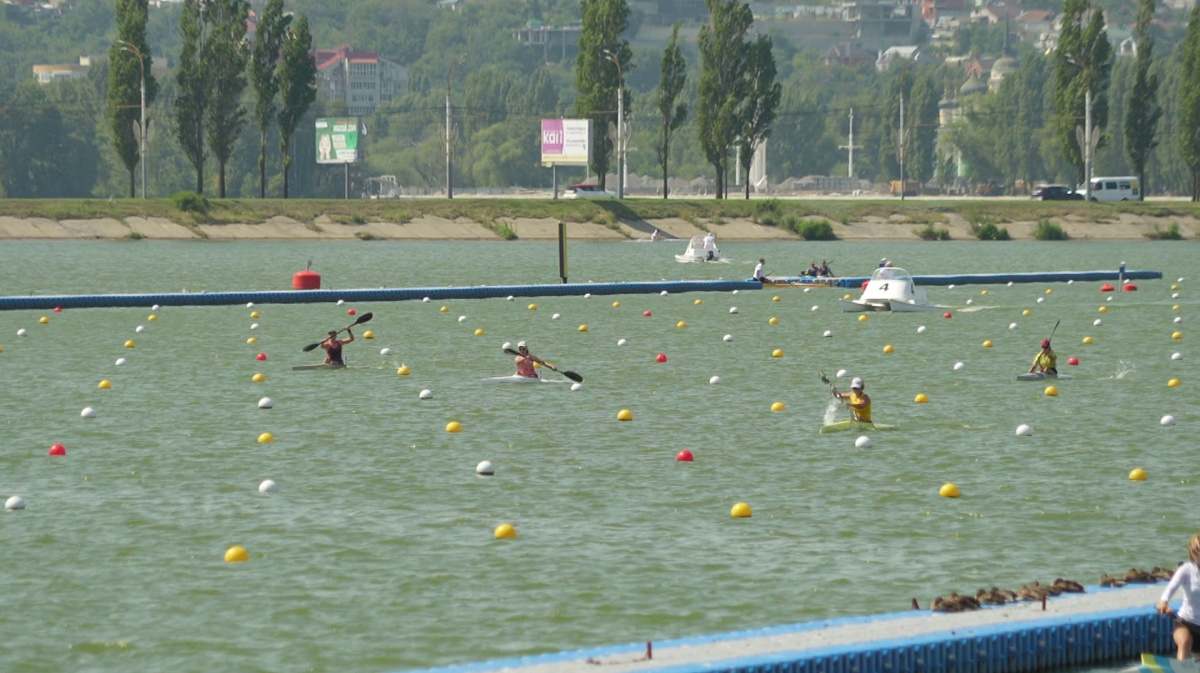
[1099, 306, 1108, 313]
[527, 304, 537, 311]
[224, 545, 249, 563]
[1172, 331, 1183, 340]
[1172, 284, 1179, 291]
[257, 432, 274, 443]
[1022, 309, 1031, 316]
[1044, 385, 1058, 396]
[474, 329, 485, 336]
[99, 379, 112, 389]
[446, 421, 462, 433]
[1168, 378, 1181, 387]
[247, 337, 258, 344]
[858, 315, 868, 322]
[578, 324, 589, 332]
[440, 306, 450, 312]
[1129, 468, 1148, 481]
[914, 393, 929, 403]
[883, 344, 894, 354]
[768, 317, 779, 325]
[124, 340, 135, 348]
[0, 345, 4, 352]
[397, 365, 410, 375]
[363, 330, 374, 339]
[770, 401, 786, 412]
[252, 373, 265, 383]
[981, 290, 989, 296]
[494, 523, 517, 539]
[983, 340, 994, 348]
[771, 349, 783, 358]
[843, 293, 853, 300]
[1174, 305, 1181, 311]
[1083, 336, 1094, 344]
[939, 483, 960, 498]
[731, 502, 752, 517]
[772, 296, 781, 302]
[250, 311, 260, 319]
[39, 316, 49, 324]
[1045, 288, 1054, 295]
[677, 321, 687, 329]
[148, 314, 157, 322]
[694, 299, 702, 305]
[617, 409, 633, 421]
[612, 301, 621, 308]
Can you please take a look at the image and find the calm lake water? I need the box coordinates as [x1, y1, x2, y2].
[0, 239, 1192, 672]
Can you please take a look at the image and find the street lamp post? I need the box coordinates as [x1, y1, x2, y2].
[446, 55, 466, 200]
[119, 40, 147, 199]
[601, 49, 624, 199]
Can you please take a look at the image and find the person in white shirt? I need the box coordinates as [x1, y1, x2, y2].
[649, 229, 660, 241]
[702, 231, 715, 249]
[1157, 533, 1200, 660]
[753, 258, 767, 282]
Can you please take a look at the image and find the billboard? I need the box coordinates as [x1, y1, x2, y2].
[541, 119, 591, 166]
[315, 118, 361, 164]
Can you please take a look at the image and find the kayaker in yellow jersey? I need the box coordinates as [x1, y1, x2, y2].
[834, 377, 871, 422]
[1029, 339, 1057, 375]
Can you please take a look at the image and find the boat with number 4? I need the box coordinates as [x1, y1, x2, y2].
[819, 420, 898, 434]
[839, 266, 946, 312]
[675, 236, 724, 263]
[1140, 653, 1198, 673]
[293, 363, 348, 371]
[1016, 372, 1073, 381]
[481, 375, 564, 384]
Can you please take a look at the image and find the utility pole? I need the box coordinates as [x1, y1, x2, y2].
[445, 55, 465, 199]
[838, 108, 861, 178]
[602, 49, 624, 199]
[899, 91, 906, 201]
[1084, 89, 1093, 201]
[119, 40, 147, 199]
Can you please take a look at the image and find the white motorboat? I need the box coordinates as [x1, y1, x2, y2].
[675, 235, 723, 262]
[839, 267, 946, 312]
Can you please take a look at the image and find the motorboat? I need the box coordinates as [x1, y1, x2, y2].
[675, 235, 723, 262]
[839, 267, 946, 312]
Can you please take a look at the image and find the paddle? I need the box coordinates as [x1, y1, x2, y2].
[302, 312, 373, 352]
[1029, 320, 1060, 373]
[503, 348, 583, 383]
[819, 371, 838, 398]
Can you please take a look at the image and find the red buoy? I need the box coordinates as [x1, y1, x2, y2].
[643, 311, 652, 317]
[943, 312, 953, 319]
[292, 268, 321, 290]
[347, 308, 356, 315]
[1100, 283, 1115, 292]
[53, 307, 62, 313]
[862, 280, 869, 290]
[676, 449, 694, 462]
[256, 353, 267, 361]
[656, 353, 667, 363]
[1123, 283, 1138, 292]
[1068, 356, 1079, 366]
[48, 443, 66, 456]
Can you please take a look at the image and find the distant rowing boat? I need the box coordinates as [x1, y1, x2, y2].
[293, 363, 347, 371]
[480, 374, 563, 384]
[819, 420, 898, 434]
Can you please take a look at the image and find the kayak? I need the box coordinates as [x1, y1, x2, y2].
[293, 363, 347, 371]
[1140, 653, 1197, 673]
[819, 420, 898, 434]
[481, 375, 563, 384]
[1017, 372, 1073, 381]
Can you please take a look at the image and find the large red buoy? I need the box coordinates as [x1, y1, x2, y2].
[293, 261, 321, 290]
[1100, 283, 1115, 292]
[1123, 283, 1138, 292]
[862, 280, 869, 290]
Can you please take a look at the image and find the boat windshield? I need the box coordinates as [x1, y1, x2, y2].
[871, 267, 911, 282]
[686, 235, 705, 248]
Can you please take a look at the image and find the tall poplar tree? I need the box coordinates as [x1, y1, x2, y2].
[907, 71, 940, 185]
[205, 0, 251, 197]
[1179, 4, 1200, 200]
[1125, 0, 1161, 200]
[174, 0, 207, 194]
[278, 15, 317, 199]
[1053, 0, 1113, 186]
[250, 0, 290, 198]
[736, 36, 781, 199]
[697, 0, 753, 199]
[108, 0, 157, 198]
[575, 0, 630, 190]
[655, 23, 688, 199]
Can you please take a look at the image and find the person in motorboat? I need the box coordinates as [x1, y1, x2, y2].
[818, 260, 833, 277]
[753, 258, 768, 282]
[878, 260, 896, 279]
[1156, 533, 1200, 660]
[515, 341, 556, 379]
[702, 231, 715, 250]
[321, 328, 354, 365]
[1028, 339, 1057, 375]
[833, 378, 872, 423]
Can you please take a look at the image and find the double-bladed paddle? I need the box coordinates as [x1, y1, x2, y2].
[302, 312, 373, 352]
[503, 348, 583, 383]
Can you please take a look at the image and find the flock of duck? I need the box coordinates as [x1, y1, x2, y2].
[928, 566, 1178, 612]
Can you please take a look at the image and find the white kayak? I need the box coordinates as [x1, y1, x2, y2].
[1017, 372, 1073, 381]
[819, 420, 898, 434]
[481, 375, 563, 384]
[293, 363, 347, 371]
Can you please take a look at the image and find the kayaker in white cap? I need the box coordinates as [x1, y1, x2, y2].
[833, 377, 872, 423]
[514, 341, 558, 379]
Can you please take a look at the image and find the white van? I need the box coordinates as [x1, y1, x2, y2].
[1084, 176, 1139, 202]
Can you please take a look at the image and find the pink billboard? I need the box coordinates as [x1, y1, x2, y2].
[540, 119, 590, 166]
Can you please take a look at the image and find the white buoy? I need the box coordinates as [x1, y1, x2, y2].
[1174, 317, 1182, 324]
[855, 436, 873, 448]
[1180, 277, 1186, 282]
[966, 299, 974, 305]
[617, 338, 627, 346]
[729, 307, 739, 314]
[953, 362, 965, 371]
[458, 316, 467, 322]
[570, 382, 583, 391]
[502, 342, 512, 351]
[17, 328, 27, 337]
[1016, 424, 1033, 436]
[1094, 319, 1103, 326]
[1107, 296, 1113, 302]
[1161, 415, 1177, 426]
[507, 296, 514, 301]
[419, 390, 433, 400]
[552, 313, 561, 320]
[258, 479, 278, 493]
[1036, 297, 1045, 304]
[476, 460, 495, 475]
[823, 330, 833, 338]
[732, 290, 739, 295]
[115, 358, 126, 366]
[811, 305, 819, 311]
[246, 302, 255, 308]
[1009, 322, 1019, 330]
[1007, 281, 1014, 287]
[1067, 280, 1074, 285]
[584, 293, 592, 298]
[948, 284, 956, 289]
[837, 369, 849, 378]
[423, 297, 431, 303]
[250, 323, 259, 330]
[1172, 293, 1180, 299]
[258, 397, 274, 409]
[6, 495, 26, 510]
[135, 325, 145, 333]
[1172, 352, 1183, 360]
[710, 376, 722, 385]
[723, 334, 733, 342]
[81, 406, 96, 418]
[380, 348, 392, 356]
[337, 299, 345, 305]
[660, 291, 668, 296]
[917, 326, 927, 334]
[803, 288, 812, 293]
[152, 304, 160, 310]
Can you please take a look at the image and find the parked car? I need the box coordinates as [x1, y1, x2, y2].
[1032, 185, 1084, 201]
[564, 183, 616, 199]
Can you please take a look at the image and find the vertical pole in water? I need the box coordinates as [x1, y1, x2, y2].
[1119, 260, 1126, 286]
[558, 221, 568, 284]
[344, 164, 349, 200]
